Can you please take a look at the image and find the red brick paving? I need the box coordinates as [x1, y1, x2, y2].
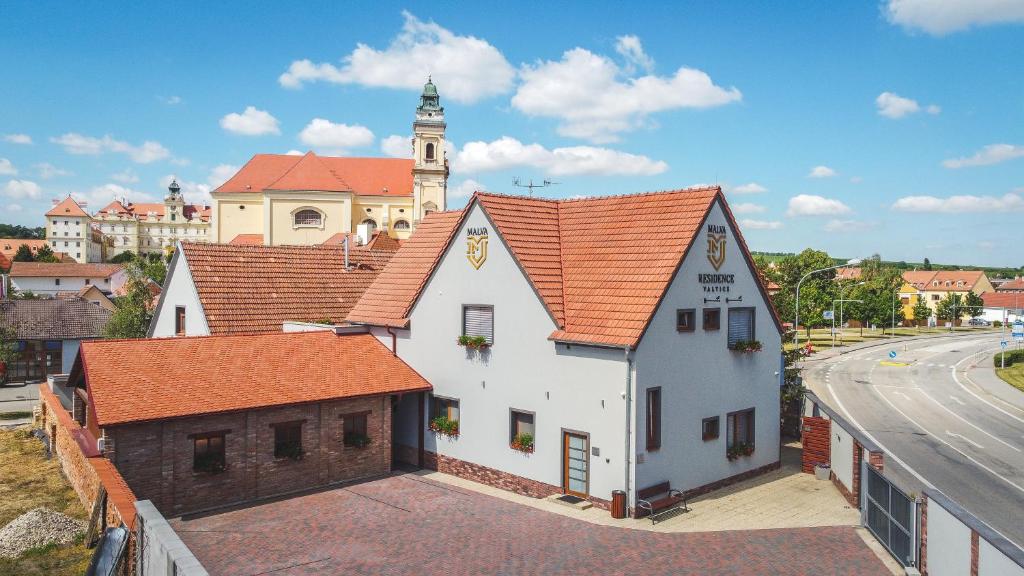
[169, 473, 890, 576]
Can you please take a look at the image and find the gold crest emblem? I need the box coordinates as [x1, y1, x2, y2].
[706, 225, 726, 271]
[466, 233, 488, 269]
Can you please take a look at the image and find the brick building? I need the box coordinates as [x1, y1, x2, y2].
[69, 329, 430, 516]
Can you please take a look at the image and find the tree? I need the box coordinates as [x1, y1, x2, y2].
[965, 292, 985, 319]
[936, 293, 965, 325]
[142, 258, 167, 286]
[912, 298, 932, 327]
[847, 258, 905, 334]
[34, 244, 60, 263]
[108, 251, 137, 264]
[0, 224, 44, 239]
[0, 324, 18, 383]
[923, 258, 932, 271]
[105, 264, 155, 339]
[774, 249, 838, 338]
[12, 244, 35, 262]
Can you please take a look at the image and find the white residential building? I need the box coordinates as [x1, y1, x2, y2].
[347, 187, 783, 512]
[9, 262, 126, 297]
[45, 197, 102, 263]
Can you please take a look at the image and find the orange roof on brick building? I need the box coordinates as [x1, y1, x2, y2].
[347, 188, 781, 348]
[46, 196, 90, 217]
[160, 242, 396, 335]
[214, 152, 414, 197]
[9, 261, 123, 278]
[75, 331, 431, 426]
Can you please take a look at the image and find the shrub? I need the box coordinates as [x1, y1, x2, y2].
[996, 349, 1024, 368]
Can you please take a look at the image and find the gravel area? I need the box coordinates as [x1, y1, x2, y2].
[0, 508, 85, 558]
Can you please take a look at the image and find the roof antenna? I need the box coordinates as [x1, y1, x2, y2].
[512, 177, 559, 197]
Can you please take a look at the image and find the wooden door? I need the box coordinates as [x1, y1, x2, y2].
[562, 431, 588, 498]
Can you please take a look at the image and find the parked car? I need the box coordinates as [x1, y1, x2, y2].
[968, 318, 991, 327]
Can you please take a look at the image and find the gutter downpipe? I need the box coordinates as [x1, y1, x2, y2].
[386, 326, 397, 356]
[623, 346, 633, 515]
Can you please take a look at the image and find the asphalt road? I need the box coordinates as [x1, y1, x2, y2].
[803, 333, 1024, 548]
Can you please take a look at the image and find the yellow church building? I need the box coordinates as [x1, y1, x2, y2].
[210, 79, 448, 246]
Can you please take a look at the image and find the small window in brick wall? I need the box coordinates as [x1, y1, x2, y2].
[192, 432, 227, 474]
[273, 421, 304, 460]
[342, 412, 370, 448]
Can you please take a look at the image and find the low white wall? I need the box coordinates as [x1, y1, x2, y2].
[829, 422, 854, 494]
[980, 538, 1024, 576]
[136, 500, 208, 576]
[926, 499, 972, 576]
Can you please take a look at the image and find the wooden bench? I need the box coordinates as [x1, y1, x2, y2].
[636, 481, 688, 524]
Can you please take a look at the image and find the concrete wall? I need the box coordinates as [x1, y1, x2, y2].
[213, 193, 263, 244]
[136, 500, 209, 576]
[149, 250, 210, 337]
[830, 421, 854, 495]
[925, 495, 972, 576]
[61, 339, 80, 374]
[268, 196, 350, 246]
[381, 201, 629, 503]
[980, 538, 1024, 576]
[925, 490, 1024, 576]
[634, 200, 782, 494]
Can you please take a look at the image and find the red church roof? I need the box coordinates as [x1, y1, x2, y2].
[215, 152, 414, 197]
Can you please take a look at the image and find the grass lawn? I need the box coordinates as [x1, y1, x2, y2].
[0, 426, 92, 576]
[996, 364, 1024, 393]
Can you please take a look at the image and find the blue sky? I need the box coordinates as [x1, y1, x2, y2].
[1, 1, 1022, 266]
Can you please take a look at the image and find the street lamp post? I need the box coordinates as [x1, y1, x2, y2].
[832, 298, 863, 348]
[794, 258, 863, 346]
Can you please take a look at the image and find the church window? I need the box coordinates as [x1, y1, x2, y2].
[293, 209, 323, 227]
[393, 220, 410, 231]
[425, 142, 435, 161]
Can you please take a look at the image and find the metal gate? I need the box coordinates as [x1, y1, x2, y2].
[864, 465, 917, 567]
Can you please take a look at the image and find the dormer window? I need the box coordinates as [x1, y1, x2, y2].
[393, 220, 410, 231]
[293, 208, 323, 228]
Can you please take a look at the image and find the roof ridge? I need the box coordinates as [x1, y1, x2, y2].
[473, 186, 722, 205]
[86, 329, 352, 346]
[554, 200, 568, 330]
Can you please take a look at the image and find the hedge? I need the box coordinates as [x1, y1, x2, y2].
[995, 349, 1024, 368]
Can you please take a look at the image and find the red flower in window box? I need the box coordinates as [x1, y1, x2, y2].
[510, 433, 534, 454]
[429, 416, 460, 438]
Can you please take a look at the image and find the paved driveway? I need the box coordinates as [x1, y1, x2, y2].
[171, 473, 890, 576]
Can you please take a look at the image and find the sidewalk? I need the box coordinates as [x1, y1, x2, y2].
[798, 329, 999, 365]
[964, 352, 1024, 412]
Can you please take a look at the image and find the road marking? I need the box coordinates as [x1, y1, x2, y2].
[945, 430, 983, 449]
[880, 361, 909, 367]
[952, 354, 1024, 425]
[915, 388, 1021, 452]
[950, 395, 965, 406]
[894, 390, 912, 401]
[874, 386, 1024, 495]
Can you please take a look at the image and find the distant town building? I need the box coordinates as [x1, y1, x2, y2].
[901, 270, 994, 323]
[57, 285, 117, 312]
[0, 298, 112, 379]
[93, 180, 211, 259]
[994, 277, 1024, 293]
[0, 238, 70, 271]
[209, 79, 447, 246]
[45, 197, 103, 263]
[9, 262, 126, 297]
[979, 292, 1023, 324]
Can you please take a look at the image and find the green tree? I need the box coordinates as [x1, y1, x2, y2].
[935, 293, 965, 325]
[105, 264, 155, 339]
[774, 249, 837, 338]
[964, 292, 985, 319]
[0, 224, 44, 239]
[34, 244, 60, 263]
[108, 251, 137, 264]
[923, 257, 932, 271]
[847, 258, 905, 334]
[912, 298, 932, 327]
[142, 258, 167, 286]
[12, 244, 35, 262]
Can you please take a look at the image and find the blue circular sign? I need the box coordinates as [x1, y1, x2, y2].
[889, 350, 897, 359]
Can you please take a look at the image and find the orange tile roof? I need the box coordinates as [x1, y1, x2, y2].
[981, 291, 1024, 308]
[905, 270, 988, 291]
[214, 152, 414, 197]
[177, 242, 395, 334]
[96, 201, 210, 222]
[9, 261, 122, 278]
[0, 238, 52, 270]
[46, 196, 90, 217]
[835, 267, 862, 281]
[348, 188, 782, 347]
[996, 278, 1024, 291]
[366, 231, 402, 251]
[228, 233, 264, 245]
[78, 331, 431, 426]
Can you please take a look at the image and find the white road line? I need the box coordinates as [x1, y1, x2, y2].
[873, 386, 1024, 495]
[914, 388, 1021, 452]
[945, 430, 983, 449]
[826, 382, 935, 490]
[950, 395, 966, 406]
[952, 354, 1024, 425]
[894, 390, 912, 401]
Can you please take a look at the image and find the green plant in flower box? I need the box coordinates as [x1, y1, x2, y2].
[429, 416, 460, 437]
[457, 335, 489, 349]
[511, 432, 534, 453]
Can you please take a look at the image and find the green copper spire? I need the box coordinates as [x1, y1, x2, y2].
[417, 76, 443, 116]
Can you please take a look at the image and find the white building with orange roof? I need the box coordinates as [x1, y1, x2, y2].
[900, 270, 994, 322]
[209, 79, 447, 246]
[45, 196, 102, 263]
[347, 187, 783, 515]
[93, 179, 211, 259]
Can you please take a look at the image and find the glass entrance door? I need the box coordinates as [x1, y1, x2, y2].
[563, 432, 588, 497]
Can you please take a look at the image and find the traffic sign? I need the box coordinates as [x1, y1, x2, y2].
[1014, 321, 1024, 342]
[823, 310, 834, 320]
[889, 350, 897, 359]
[1002, 341, 1009, 349]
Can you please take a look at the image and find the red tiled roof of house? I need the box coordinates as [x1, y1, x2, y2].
[214, 152, 414, 197]
[9, 261, 123, 278]
[835, 267, 862, 281]
[996, 278, 1024, 291]
[46, 196, 90, 217]
[78, 331, 431, 426]
[348, 188, 782, 347]
[321, 231, 403, 251]
[902, 270, 937, 289]
[981, 292, 1024, 309]
[0, 238, 53, 271]
[228, 233, 264, 245]
[177, 242, 395, 334]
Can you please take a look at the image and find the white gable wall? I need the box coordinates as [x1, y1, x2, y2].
[634, 200, 782, 492]
[382, 202, 630, 501]
[149, 251, 210, 337]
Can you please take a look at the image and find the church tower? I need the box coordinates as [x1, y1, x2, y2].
[412, 77, 448, 225]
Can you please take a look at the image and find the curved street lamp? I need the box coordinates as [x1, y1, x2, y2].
[794, 258, 863, 345]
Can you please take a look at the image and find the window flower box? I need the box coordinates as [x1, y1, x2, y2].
[730, 340, 763, 353]
[429, 416, 460, 438]
[457, 335, 490, 350]
[346, 433, 371, 449]
[510, 432, 534, 454]
[726, 442, 755, 461]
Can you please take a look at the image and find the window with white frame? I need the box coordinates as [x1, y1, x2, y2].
[462, 305, 494, 344]
[727, 307, 755, 349]
[293, 209, 322, 227]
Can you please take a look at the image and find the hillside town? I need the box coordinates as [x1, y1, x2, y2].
[2, 4, 1024, 576]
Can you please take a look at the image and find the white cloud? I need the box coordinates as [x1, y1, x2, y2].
[0, 158, 16, 176]
[207, 164, 239, 188]
[3, 134, 32, 145]
[926, 104, 941, 115]
[454, 136, 668, 176]
[729, 182, 767, 194]
[614, 35, 654, 74]
[279, 12, 515, 104]
[4, 179, 42, 199]
[73, 183, 157, 210]
[285, 150, 304, 156]
[512, 45, 741, 143]
[220, 106, 281, 136]
[110, 169, 139, 184]
[891, 192, 1024, 213]
[885, 0, 1024, 35]
[942, 144, 1024, 168]
[823, 219, 875, 232]
[731, 202, 766, 214]
[876, 91, 940, 119]
[381, 134, 412, 158]
[51, 133, 171, 164]
[35, 163, 70, 179]
[850, 176, 863, 184]
[807, 165, 837, 178]
[786, 194, 852, 217]
[7, 203, 22, 212]
[298, 119, 374, 154]
[161, 95, 183, 105]
[739, 219, 783, 230]
[978, 240, 996, 250]
[450, 178, 484, 198]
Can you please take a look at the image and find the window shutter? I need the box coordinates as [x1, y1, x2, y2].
[463, 305, 494, 344]
[727, 308, 754, 347]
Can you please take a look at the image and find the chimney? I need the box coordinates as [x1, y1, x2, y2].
[343, 235, 350, 270]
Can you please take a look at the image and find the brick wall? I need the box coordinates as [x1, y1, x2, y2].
[800, 416, 830, 473]
[920, 495, 928, 576]
[109, 395, 393, 516]
[851, 440, 863, 508]
[970, 529, 979, 576]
